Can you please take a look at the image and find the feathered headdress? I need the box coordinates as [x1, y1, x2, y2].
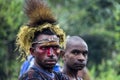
[16, 0, 65, 60]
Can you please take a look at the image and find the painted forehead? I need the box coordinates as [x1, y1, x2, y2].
[32, 35, 59, 45]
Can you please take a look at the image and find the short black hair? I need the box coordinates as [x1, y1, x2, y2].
[33, 28, 55, 42]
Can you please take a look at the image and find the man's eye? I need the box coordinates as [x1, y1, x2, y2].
[83, 51, 88, 56]
[71, 50, 80, 55]
[73, 52, 79, 55]
[52, 46, 60, 50]
[39, 46, 47, 50]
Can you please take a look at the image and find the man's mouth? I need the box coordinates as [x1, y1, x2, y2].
[45, 59, 57, 65]
[74, 63, 86, 70]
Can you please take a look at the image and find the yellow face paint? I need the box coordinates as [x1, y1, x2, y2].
[32, 37, 59, 46]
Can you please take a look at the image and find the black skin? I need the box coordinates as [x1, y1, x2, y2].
[63, 36, 88, 80]
[30, 34, 61, 72]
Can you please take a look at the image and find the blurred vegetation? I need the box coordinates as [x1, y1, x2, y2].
[0, 0, 120, 80]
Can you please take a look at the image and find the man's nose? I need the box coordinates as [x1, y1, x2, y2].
[78, 53, 85, 62]
[47, 48, 54, 57]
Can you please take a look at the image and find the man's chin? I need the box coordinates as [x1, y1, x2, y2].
[73, 65, 86, 70]
[45, 63, 56, 68]
[76, 66, 85, 70]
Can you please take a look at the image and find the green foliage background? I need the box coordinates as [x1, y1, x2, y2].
[0, 0, 120, 80]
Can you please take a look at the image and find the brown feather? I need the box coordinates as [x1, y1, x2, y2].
[24, 0, 56, 27]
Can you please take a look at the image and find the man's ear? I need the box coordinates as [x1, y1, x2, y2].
[30, 47, 35, 56]
[60, 49, 65, 58]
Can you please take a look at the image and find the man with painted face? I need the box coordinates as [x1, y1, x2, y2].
[16, 0, 68, 80]
[62, 36, 88, 80]
[19, 55, 62, 78]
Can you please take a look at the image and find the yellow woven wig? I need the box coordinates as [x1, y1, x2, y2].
[16, 0, 65, 60]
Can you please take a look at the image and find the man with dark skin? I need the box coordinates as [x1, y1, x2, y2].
[18, 29, 69, 80]
[16, 0, 69, 79]
[62, 36, 88, 80]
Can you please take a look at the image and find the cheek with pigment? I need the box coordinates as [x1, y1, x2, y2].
[47, 48, 50, 56]
[46, 48, 60, 56]
[56, 49, 60, 54]
[37, 48, 45, 54]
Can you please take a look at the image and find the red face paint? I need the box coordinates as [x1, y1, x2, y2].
[47, 48, 51, 56]
[37, 46, 60, 56]
[38, 46, 46, 54]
